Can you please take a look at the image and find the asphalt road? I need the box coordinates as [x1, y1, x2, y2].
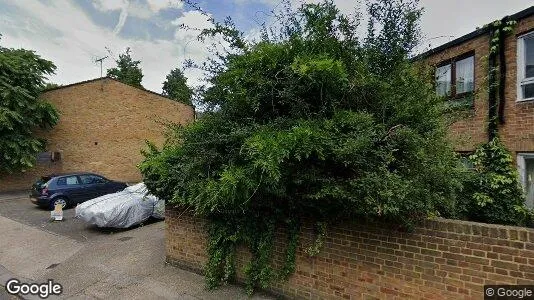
[0, 286, 20, 300]
[0, 192, 274, 300]
[0, 192, 157, 242]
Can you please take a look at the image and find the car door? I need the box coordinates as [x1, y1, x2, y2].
[55, 176, 85, 203]
[97, 176, 118, 194]
[79, 174, 101, 200]
[96, 175, 123, 194]
[80, 174, 112, 199]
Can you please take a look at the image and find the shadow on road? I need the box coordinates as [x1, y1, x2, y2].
[84, 217, 164, 234]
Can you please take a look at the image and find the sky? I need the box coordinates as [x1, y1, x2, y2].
[0, 0, 532, 93]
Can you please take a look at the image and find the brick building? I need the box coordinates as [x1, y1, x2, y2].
[419, 6, 534, 207]
[0, 77, 194, 192]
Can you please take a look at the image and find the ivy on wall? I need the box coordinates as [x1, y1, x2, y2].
[485, 18, 517, 139]
[457, 138, 530, 225]
[453, 18, 531, 226]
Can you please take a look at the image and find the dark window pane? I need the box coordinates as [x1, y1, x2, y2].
[79, 175, 92, 184]
[525, 35, 534, 78]
[525, 158, 534, 208]
[56, 177, 66, 186]
[523, 83, 534, 99]
[459, 156, 474, 169]
[93, 176, 107, 183]
[80, 175, 107, 184]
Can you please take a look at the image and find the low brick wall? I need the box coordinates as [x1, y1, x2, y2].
[166, 206, 534, 299]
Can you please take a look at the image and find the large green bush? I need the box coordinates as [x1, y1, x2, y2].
[140, 0, 463, 293]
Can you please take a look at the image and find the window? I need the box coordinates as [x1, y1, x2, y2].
[455, 56, 475, 94]
[517, 153, 534, 208]
[56, 176, 80, 186]
[517, 32, 534, 101]
[36, 152, 51, 164]
[436, 64, 451, 96]
[435, 53, 475, 98]
[458, 152, 474, 169]
[79, 174, 108, 184]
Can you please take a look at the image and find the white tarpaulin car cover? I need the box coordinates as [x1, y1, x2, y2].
[75, 182, 164, 228]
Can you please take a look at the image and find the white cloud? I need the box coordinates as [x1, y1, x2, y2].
[1, 0, 212, 92]
[2, 0, 532, 95]
[92, 0, 126, 11]
[234, 0, 281, 5]
[172, 10, 213, 32]
[418, 0, 531, 50]
[259, 0, 531, 53]
[92, 0, 184, 20]
[171, 10, 220, 68]
[124, 2, 153, 19]
[244, 27, 263, 43]
[93, 0, 184, 13]
[146, 0, 183, 12]
[113, 1, 130, 35]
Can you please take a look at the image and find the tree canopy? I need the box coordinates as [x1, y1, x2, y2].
[107, 47, 144, 88]
[162, 68, 193, 106]
[140, 0, 463, 292]
[0, 39, 59, 173]
[42, 82, 61, 91]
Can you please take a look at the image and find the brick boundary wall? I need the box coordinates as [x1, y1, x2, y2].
[165, 206, 534, 299]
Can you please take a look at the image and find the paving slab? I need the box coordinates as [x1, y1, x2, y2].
[34, 222, 273, 299]
[0, 216, 83, 280]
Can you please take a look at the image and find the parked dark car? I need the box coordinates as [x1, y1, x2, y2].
[30, 172, 128, 210]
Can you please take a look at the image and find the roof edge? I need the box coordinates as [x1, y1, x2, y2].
[413, 5, 534, 61]
[42, 77, 195, 109]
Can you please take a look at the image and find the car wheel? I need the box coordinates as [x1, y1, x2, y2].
[50, 197, 68, 210]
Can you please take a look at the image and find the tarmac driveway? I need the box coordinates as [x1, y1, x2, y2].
[0, 192, 273, 299]
[0, 191, 124, 242]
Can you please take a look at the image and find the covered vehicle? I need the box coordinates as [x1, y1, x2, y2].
[75, 182, 164, 228]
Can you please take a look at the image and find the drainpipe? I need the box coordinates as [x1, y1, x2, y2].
[498, 17, 508, 125]
[488, 28, 498, 141]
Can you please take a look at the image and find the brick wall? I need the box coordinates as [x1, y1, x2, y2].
[166, 206, 534, 300]
[424, 34, 489, 151]
[423, 15, 534, 153]
[500, 15, 534, 153]
[0, 78, 194, 192]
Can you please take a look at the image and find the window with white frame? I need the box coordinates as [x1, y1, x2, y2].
[436, 64, 452, 97]
[517, 153, 534, 208]
[435, 53, 474, 98]
[455, 56, 475, 94]
[517, 31, 534, 101]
